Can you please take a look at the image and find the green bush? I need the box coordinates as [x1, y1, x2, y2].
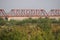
[0, 18, 60, 40]
[0, 17, 6, 26]
[37, 18, 51, 32]
[0, 27, 21, 40]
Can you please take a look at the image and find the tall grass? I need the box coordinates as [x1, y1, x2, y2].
[0, 17, 60, 40]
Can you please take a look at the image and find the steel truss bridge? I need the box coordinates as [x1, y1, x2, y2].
[0, 9, 60, 17]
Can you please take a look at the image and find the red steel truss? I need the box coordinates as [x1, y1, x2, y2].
[0, 9, 60, 17]
[48, 9, 60, 17]
[7, 9, 47, 17]
[0, 9, 6, 17]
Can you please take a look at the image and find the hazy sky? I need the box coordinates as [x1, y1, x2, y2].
[0, 0, 60, 12]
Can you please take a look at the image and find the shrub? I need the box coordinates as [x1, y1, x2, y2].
[0, 17, 6, 26]
[0, 27, 21, 40]
[37, 18, 51, 32]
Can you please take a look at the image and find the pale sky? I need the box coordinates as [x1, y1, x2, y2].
[0, 0, 60, 12]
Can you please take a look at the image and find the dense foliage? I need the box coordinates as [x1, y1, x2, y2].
[0, 17, 60, 40]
